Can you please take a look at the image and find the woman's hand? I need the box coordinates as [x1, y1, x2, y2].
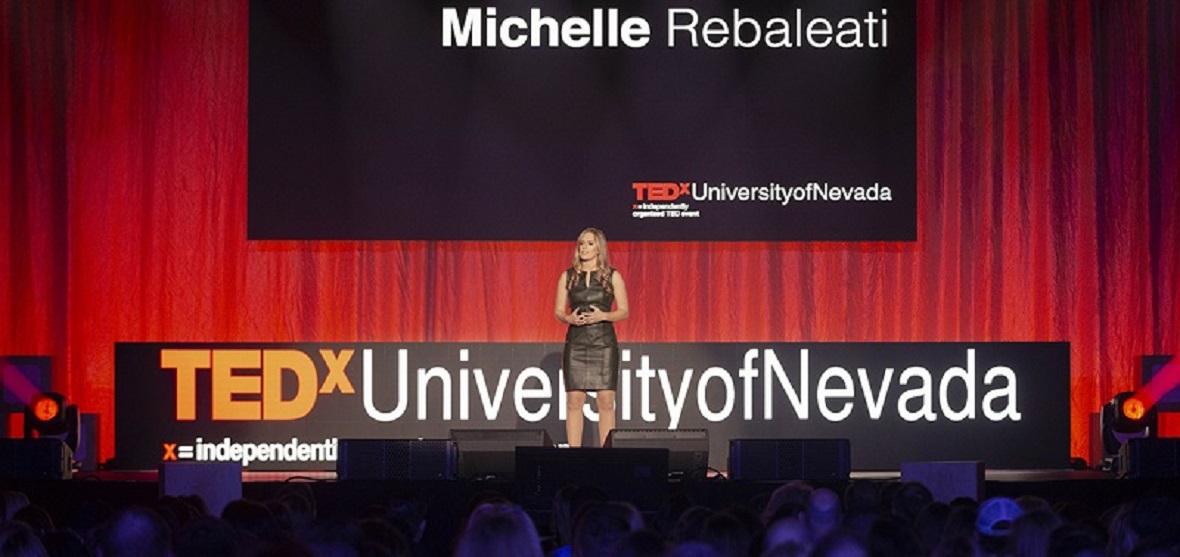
[581, 306, 606, 324]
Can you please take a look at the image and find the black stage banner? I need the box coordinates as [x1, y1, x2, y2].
[247, 0, 917, 241]
[115, 342, 1069, 471]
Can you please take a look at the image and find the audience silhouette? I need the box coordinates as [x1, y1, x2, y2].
[1, 474, 1178, 556]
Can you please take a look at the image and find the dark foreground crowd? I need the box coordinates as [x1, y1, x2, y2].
[2, 478, 1179, 557]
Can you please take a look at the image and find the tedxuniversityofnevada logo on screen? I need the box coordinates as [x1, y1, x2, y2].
[247, 0, 917, 241]
[631, 182, 895, 221]
[115, 342, 1069, 471]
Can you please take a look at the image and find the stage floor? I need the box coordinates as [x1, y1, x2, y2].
[60, 466, 1116, 483]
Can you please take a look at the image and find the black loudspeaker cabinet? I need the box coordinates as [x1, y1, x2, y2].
[728, 438, 851, 481]
[0, 438, 74, 480]
[78, 412, 100, 471]
[515, 447, 669, 514]
[1119, 437, 1180, 478]
[605, 429, 709, 477]
[449, 429, 553, 480]
[336, 439, 457, 480]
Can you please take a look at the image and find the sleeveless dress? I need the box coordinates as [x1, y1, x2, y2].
[562, 268, 620, 391]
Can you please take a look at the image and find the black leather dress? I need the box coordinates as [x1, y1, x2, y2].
[562, 268, 620, 391]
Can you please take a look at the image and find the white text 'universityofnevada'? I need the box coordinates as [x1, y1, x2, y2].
[164, 348, 1020, 430]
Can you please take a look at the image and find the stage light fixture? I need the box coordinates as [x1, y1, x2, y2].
[1122, 397, 1146, 422]
[27, 392, 66, 433]
[1113, 392, 1156, 433]
[24, 391, 80, 453]
[1101, 391, 1156, 458]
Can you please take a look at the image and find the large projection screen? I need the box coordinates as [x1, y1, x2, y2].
[248, 0, 916, 241]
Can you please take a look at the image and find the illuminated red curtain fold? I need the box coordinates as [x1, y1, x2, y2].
[2, 0, 1178, 461]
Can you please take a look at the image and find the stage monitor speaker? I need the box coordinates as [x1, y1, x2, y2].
[728, 438, 851, 481]
[337, 439, 457, 480]
[450, 428, 553, 480]
[515, 447, 669, 514]
[0, 438, 73, 480]
[605, 429, 709, 477]
[1119, 437, 1180, 478]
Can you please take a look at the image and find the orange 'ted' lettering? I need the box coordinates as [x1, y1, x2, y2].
[647, 182, 682, 201]
[161, 349, 210, 421]
[213, 350, 262, 420]
[262, 350, 317, 420]
[163, 347, 355, 421]
[633, 182, 683, 201]
[320, 349, 356, 394]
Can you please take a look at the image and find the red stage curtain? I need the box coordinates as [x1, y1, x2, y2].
[2, 1, 1178, 462]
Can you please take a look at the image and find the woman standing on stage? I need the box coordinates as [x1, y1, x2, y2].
[554, 227, 629, 447]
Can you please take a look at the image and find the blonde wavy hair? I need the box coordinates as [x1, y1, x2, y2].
[566, 227, 614, 294]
